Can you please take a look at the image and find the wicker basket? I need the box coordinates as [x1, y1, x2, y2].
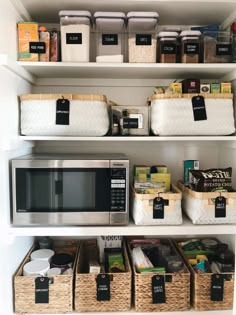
[174, 239, 234, 311]
[178, 181, 236, 224]
[74, 240, 131, 312]
[14, 240, 79, 314]
[128, 239, 190, 312]
[132, 184, 182, 225]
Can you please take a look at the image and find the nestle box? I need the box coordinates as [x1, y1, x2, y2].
[112, 105, 149, 136]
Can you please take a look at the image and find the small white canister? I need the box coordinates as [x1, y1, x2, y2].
[30, 249, 55, 262]
[23, 260, 50, 276]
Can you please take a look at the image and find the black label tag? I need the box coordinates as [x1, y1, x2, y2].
[215, 196, 226, 218]
[184, 43, 199, 54]
[192, 95, 207, 121]
[136, 34, 152, 46]
[29, 42, 46, 54]
[56, 98, 70, 125]
[161, 43, 176, 54]
[102, 34, 118, 46]
[216, 44, 232, 56]
[66, 33, 82, 44]
[153, 197, 165, 219]
[211, 274, 224, 301]
[35, 277, 49, 304]
[123, 118, 139, 129]
[152, 275, 166, 304]
[96, 274, 110, 301]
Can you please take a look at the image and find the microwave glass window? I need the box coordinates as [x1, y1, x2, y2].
[15, 168, 110, 212]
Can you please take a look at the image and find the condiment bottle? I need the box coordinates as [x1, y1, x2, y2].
[39, 26, 50, 62]
[120, 110, 129, 136]
[215, 243, 234, 272]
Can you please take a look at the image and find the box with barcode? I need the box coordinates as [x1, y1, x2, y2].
[183, 160, 199, 185]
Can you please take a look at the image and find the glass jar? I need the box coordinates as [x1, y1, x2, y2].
[180, 30, 201, 63]
[127, 11, 159, 63]
[59, 10, 92, 62]
[157, 32, 178, 63]
[94, 12, 125, 63]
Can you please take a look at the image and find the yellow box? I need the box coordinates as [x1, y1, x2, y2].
[221, 82, 231, 94]
[18, 22, 39, 61]
[170, 83, 182, 94]
[150, 173, 171, 191]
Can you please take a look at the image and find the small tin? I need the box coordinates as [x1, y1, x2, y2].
[200, 83, 210, 93]
[201, 238, 218, 250]
[210, 83, 221, 94]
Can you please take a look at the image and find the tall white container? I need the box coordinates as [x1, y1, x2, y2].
[59, 10, 92, 62]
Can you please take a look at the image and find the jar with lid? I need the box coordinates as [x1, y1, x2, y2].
[94, 12, 125, 63]
[59, 10, 92, 62]
[215, 243, 234, 272]
[157, 32, 178, 63]
[180, 30, 201, 63]
[127, 11, 159, 63]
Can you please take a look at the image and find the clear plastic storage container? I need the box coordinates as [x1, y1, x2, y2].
[94, 12, 125, 63]
[157, 32, 178, 63]
[203, 31, 232, 63]
[127, 12, 159, 63]
[180, 30, 201, 63]
[59, 10, 92, 62]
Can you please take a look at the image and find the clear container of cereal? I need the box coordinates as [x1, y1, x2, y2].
[203, 31, 232, 63]
[180, 31, 201, 63]
[59, 10, 92, 62]
[127, 11, 159, 63]
[94, 12, 125, 63]
[157, 31, 178, 63]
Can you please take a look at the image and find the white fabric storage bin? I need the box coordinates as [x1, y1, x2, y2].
[20, 94, 109, 136]
[178, 182, 236, 224]
[132, 185, 182, 225]
[151, 93, 235, 136]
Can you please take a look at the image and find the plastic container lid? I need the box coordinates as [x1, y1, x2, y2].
[182, 36, 200, 41]
[158, 32, 179, 38]
[47, 268, 62, 276]
[94, 12, 125, 32]
[23, 260, 50, 276]
[180, 30, 201, 37]
[59, 10, 92, 19]
[51, 253, 73, 267]
[127, 11, 159, 32]
[160, 37, 177, 41]
[30, 249, 55, 262]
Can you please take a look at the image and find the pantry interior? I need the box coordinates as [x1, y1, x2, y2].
[1, 0, 236, 314]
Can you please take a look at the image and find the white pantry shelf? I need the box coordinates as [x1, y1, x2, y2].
[17, 62, 236, 81]
[19, 135, 236, 142]
[8, 217, 236, 237]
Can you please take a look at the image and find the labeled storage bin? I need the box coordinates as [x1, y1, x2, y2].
[127, 12, 159, 63]
[157, 32, 178, 63]
[174, 238, 234, 311]
[150, 93, 235, 136]
[74, 240, 131, 312]
[20, 94, 110, 136]
[132, 185, 182, 225]
[128, 239, 190, 312]
[14, 240, 79, 314]
[59, 10, 92, 62]
[204, 31, 232, 63]
[178, 181, 236, 224]
[94, 12, 125, 63]
[111, 105, 149, 136]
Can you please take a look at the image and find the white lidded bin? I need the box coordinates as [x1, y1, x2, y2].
[30, 249, 55, 262]
[127, 11, 159, 63]
[59, 10, 92, 62]
[94, 12, 125, 63]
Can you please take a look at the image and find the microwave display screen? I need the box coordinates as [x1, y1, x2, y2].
[15, 168, 111, 212]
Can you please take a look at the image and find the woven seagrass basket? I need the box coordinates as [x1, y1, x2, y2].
[128, 239, 190, 312]
[14, 240, 79, 314]
[74, 239, 131, 312]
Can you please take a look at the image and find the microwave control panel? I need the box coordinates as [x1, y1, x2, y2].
[111, 168, 126, 212]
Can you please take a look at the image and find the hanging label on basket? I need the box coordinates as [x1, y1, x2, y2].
[153, 197, 165, 219]
[152, 275, 166, 304]
[211, 274, 224, 301]
[191, 95, 207, 121]
[136, 34, 152, 46]
[29, 42, 46, 54]
[215, 196, 226, 218]
[35, 277, 50, 304]
[56, 98, 70, 125]
[96, 274, 110, 301]
[102, 34, 118, 46]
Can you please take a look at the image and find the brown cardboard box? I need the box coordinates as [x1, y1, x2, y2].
[18, 22, 39, 61]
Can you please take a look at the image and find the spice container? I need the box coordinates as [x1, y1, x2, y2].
[157, 32, 178, 63]
[203, 31, 232, 63]
[127, 11, 159, 63]
[94, 12, 125, 63]
[180, 31, 201, 63]
[59, 10, 92, 62]
[50, 29, 61, 62]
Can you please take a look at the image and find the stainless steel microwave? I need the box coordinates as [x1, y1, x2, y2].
[11, 154, 129, 226]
